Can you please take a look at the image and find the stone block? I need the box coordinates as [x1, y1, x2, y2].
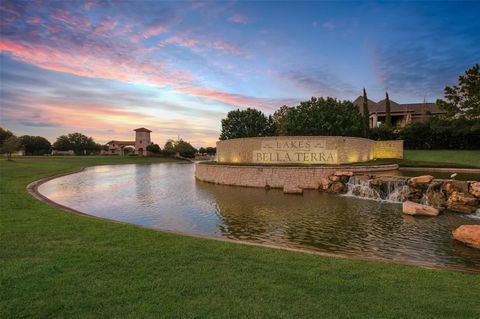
[283, 185, 303, 194]
[453, 225, 480, 249]
[402, 201, 440, 216]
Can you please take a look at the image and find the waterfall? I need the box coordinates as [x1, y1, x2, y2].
[343, 175, 409, 203]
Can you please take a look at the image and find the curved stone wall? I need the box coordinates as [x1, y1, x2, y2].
[216, 136, 403, 165]
[195, 163, 399, 189]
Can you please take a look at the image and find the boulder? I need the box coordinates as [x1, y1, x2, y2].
[407, 187, 424, 203]
[452, 225, 480, 249]
[447, 191, 478, 214]
[283, 185, 303, 195]
[328, 175, 341, 182]
[334, 170, 354, 177]
[402, 201, 440, 217]
[408, 175, 433, 189]
[443, 180, 469, 194]
[426, 190, 447, 207]
[319, 177, 331, 191]
[469, 182, 480, 198]
[327, 181, 345, 193]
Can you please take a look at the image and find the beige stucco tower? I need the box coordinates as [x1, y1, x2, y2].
[134, 127, 152, 156]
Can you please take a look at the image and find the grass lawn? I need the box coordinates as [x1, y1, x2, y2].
[1, 156, 480, 318]
[404, 150, 480, 168]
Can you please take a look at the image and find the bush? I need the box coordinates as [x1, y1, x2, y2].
[368, 125, 398, 141]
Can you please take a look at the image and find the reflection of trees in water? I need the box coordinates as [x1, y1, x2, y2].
[135, 164, 154, 207]
[196, 182, 470, 265]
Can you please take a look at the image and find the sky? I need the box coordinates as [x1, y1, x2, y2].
[1, 0, 479, 147]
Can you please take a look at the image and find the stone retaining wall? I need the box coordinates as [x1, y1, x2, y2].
[195, 163, 399, 189]
[216, 136, 403, 165]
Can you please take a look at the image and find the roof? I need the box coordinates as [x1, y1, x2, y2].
[353, 95, 445, 115]
[134, 127, 152, 132]
[352, 96, 378, 115]
[106, 140, 135, 145]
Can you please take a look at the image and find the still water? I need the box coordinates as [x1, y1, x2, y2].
[38, 163, 480, 272]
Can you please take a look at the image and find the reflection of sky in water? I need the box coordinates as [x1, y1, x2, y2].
[39, 163, 480, 272]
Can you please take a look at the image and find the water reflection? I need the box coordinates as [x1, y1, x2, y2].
[38, 163, 480, 272]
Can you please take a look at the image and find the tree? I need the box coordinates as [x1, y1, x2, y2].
[385, 92, 392, 127]
[19, 135, 52, 155]
[53, 133, 98, 155]
[219, 108, 276, 140]
[0, 127, 14, 145]
[436, 64, 480, 119]
[2, 136, 20, 160]
[163, 139, 176, 155]
[272, 105, 292, 136]
[146, 143, 161, 153]
[362, 88, 370, 136]
[282, 97, 363, 136]
[174, 139, 197, 158]
[205, 147, 216, 155]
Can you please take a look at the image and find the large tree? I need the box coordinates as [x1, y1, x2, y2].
[2, 136, 21, 160]
[362, 88, 370, 136]
[220, 108, 276, 140]
[436, 64, 480, 119]
[53, 133, 98, 155]
[385, 92, 392, 127]
[272, 105, 292, 136]
[0, 127, 14, 145]
[174, 139, 197, 158]
[19, 135, 52, 155]
[282, 97, 363, 136]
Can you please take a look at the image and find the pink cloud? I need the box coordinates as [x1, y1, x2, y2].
[142, 23, 168, 39]
[92, 17, 118, 36]
[83, 1, 96, 10]
[26, 17, 42, 25]
[50, 9, 91, 32]
[0, 39, 191, 87]
[228, 14, 248, 24]
[212, 40, 243, 56]
[178, 86, 296, 111]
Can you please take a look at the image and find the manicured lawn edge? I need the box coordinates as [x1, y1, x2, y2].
[1, 156, 480, 318]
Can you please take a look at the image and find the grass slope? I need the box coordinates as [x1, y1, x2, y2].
[404, 150, 480, 168]
[1, 156, 479, 318]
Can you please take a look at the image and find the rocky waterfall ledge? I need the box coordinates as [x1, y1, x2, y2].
[320, 172, 480, 214]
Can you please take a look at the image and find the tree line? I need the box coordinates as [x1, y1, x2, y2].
[220, 64, 480, 150]
[0, 129, 208, 160]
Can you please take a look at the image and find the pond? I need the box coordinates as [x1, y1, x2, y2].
[38, 163, 480, 272]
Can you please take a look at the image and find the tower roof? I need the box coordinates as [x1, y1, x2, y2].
[134, 127, 152, 132]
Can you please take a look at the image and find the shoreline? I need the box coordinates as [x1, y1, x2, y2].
[26, 164, 479, 275]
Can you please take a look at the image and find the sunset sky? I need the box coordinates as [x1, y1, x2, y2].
[1, 0, 479, 147]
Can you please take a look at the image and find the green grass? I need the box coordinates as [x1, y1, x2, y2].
[404, 150, 480, 168]
[1, 156, 479, 318]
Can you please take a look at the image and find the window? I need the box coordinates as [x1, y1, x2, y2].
[140, 140, 142, 144]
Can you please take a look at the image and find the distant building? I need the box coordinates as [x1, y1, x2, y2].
[106, 128, 152, 156]
[353, 96, 446, 128]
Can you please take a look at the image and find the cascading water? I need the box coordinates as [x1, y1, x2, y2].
[343, 175, 409, 203]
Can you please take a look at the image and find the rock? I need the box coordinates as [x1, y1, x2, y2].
[328, 175, 341, 182]
[443, 180, 469, 194]
[327, 181, 345, 193]
[426, 190, 447, 207]
[402, 201, 440, 216]
[452, 225, 480, 249]
[283, 185, 303, 194]
[408, 175, 434, 189]
[319, 177, 331, 191]
[469, 182, 480, 198]
[334, 170, 354, 177]
[447, 191, 478, 214]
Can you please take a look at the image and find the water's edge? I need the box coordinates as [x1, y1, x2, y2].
[26, 164, 479, 274]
